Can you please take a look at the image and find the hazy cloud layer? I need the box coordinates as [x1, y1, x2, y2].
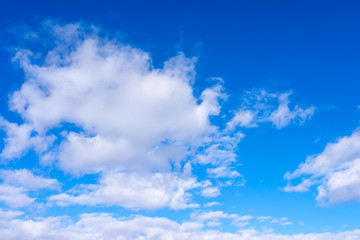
[0, 212, 358, 240]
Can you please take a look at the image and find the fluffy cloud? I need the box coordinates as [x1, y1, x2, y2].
[0, 22, 231, 210]
[0, 212, 358, 240]
[0, 169, 59, 190]
[0, 169, 58, 208]
[0, 118, 55, 160]
[3, 22, 226, 177]
[49, 171, 200, 210]
[227, 90, 315, 130]
[201, 186, 221, 198]
[0, 185, 34, 208]
[284, 130, 360, 205]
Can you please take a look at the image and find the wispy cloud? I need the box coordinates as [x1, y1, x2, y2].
[227, 90, 315, 130]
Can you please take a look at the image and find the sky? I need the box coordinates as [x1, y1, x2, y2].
[0, 0, 359, 239]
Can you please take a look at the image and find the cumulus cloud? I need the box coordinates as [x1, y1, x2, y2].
[0, 21, 232, 210]
[1, 21, 228, 177]
[284, 130, 360, 205]
[227, 90, 315, 130]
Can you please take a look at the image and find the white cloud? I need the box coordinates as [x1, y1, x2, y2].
[49, 171, 200, 210]
[201, 187, 221, 198]
[0, 118, 55, 160]
[3, 22, 226, 177]
[257, 216, 272, 221]
[0, 209, 23, 220]
[257, 216, 293, 226]
[0, 169, 58, 208]
[0, 22, 234, 210]
[191, 210, 294, 231]
[226, 110, 257, 129]
[283, 177, 315, 193]
[269, 92, 314, 129]
[0, 185, 34, 208]
[192, 210, 237, 222]
[270, 217, 293, 226]
[0, 213, 355, 240]
[227, 90, 315, 130]
[207, 166, 241, 178]
[284, 130, 360, 205]
[191, 210, 253, 229]
[0, 169, 59, 190]
[194, 132, 244, 180]
[203, 201, 221, 207]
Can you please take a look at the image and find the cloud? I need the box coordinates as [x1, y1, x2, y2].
[0, 22, 234, 210]
[191, 210, 293, 230]
[0, 209, 23, 220]
[194, 131, 244, 182]
[207, 166, 242, 178]
[192, 210, 252, 229]
[0, 118, 55, 160]
[227, 90, 315, 130]
[0, 169, 59, 190]
[270, 217, 293, 226]
[49, 171, 200, 210]
[284, 129, 360, 205]
[0, 212, 357, 240]
[227, 110, 257, 128]
[203, 202, 221, 207]
[0, 169, 58, 208]
[257, 216, 293, 226]
[3, 21, 226, 178]
[191, 210, 252, 223]
[201, 186, 221, 198]
[0, 185, 34, 208]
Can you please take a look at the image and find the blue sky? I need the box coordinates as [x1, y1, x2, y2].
[0, 1, 359, 239]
